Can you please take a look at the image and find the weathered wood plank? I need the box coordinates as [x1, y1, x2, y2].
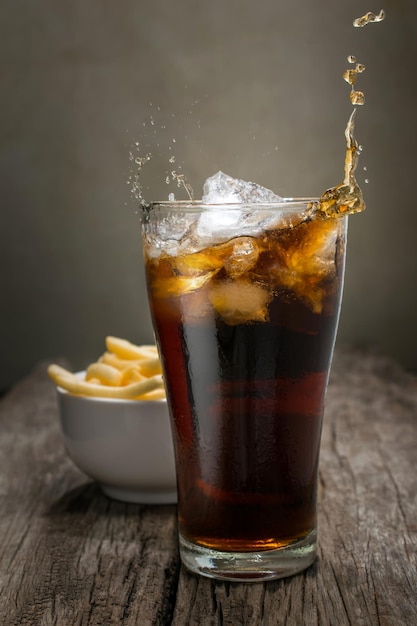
[0, 364, 180, 626]
[0, 348, 416, 625]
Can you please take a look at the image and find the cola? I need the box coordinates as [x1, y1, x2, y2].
[143, 204, 346, 553]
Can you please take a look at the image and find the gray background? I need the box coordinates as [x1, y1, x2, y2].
[1, 0, 416, 390]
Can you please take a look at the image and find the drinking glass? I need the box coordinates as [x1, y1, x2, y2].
[141, 199, 347, 581]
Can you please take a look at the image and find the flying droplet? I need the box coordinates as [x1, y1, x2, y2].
[343, 69, 357, 85]
[350, 90, 365, 105]
[353, 10, 385, 28]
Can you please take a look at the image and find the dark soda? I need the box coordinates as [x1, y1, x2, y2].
[144, 211, 346, 552]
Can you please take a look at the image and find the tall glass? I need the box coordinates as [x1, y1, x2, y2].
[141, 200, 347, 582]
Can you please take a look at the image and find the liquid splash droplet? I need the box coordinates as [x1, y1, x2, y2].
[350, 90, 365, 106]
[353, 9, 385, 28]
[170, 171, 194, 201]
[313, 9, 388, 219]
[343, 69, 357, 85]
[316, 110, 365, 218]
[128, 145, 152, 202]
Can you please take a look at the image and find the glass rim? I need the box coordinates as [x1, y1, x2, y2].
[142, 198, 319, 211]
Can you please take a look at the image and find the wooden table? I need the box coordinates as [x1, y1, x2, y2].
[1, 347, 416, 625]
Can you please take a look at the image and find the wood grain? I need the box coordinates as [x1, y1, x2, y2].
[0, 347, 416, 625]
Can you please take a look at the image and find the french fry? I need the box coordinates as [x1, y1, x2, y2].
[105, 336, 158, 361]
[88, 377, 102, 385]
[86, 363, 123, 386]
[48, 364, 74, 381]
[48, 364, 163, 399]
[136, 357, 162, 378]
[99, 351, 137, 371]
[120, 365, 146, 385]
[48, 337, 166, 401]
[136, 388, 167, 401]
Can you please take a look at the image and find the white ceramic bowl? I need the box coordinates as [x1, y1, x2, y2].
[56, 374, 177, 504]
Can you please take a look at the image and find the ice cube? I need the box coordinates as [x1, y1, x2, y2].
[267, 218, 342, 314]
[195, 171, 292, 243]
[224, 237, 260, 278]
[209, 280, 272, 325]
[144, 172, 305, 259]
[173, 237, 258, 279]
[143, 211, 196, 258]
[196, 206, 244, 240]
[202, 171, 282, 204]
[173, 245, 229, 275]
[151, 271, 215, 299]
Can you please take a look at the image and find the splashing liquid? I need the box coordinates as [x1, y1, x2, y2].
[128, 102, 195, 203]
[169, 170, 195, 201]
[353, 10, 385, 28]
[315, 9, 385, 218]
[129, 145, 195, 203]
[133, 10, 384, 209]
[128, 146, 151, 202]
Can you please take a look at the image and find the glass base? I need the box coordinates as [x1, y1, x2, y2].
[179, 529, 317, 582]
